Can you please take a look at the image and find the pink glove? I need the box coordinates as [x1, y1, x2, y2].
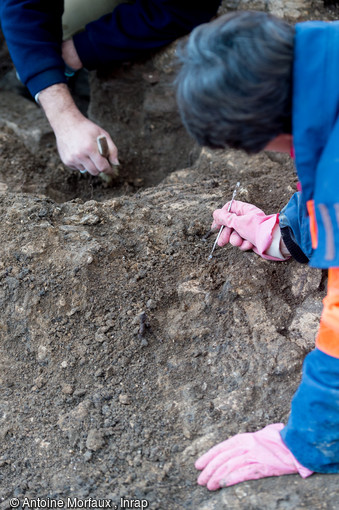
[212, 200, 283, 260]
[195, 423, 313, 490]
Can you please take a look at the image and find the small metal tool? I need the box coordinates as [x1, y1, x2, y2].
[208, 181, 240, 260]
[97, 134, 110, 159]
[97, 135, 119, 179]
[80, 136, 119, 178]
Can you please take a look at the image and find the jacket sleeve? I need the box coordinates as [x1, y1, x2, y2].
[292, 22, 339, 269]
[73, 0, 221, 70]
[279, 191, 312, 264]
[281, 348, 339, 473]
[0, 0, 221, 97]
[0, 0, 67, 97]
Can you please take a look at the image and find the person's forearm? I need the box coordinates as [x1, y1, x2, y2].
[62, 39, 83, 71]
[39, 83, 84, 132]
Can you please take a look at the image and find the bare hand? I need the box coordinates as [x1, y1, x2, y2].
[54, 115, 119, 175]
[39, 84, 119, 175]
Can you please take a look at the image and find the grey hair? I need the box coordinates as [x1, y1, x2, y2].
[176, 11, 294, 153]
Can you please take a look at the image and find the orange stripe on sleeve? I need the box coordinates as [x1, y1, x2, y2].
[307, 199, 318, 250]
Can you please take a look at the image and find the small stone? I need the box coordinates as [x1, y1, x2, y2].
[146, 299, 156, 310]
[163, 461, 173, 474]
[61, 384, 73, 395]
[38, 208, 48, 217]
[0, 182, 8, 193]
[109, 199, 122, 211]
[79, 214, 100, 225]
[37, 345, 49, 361]
[118, 356, 129, 368]
[73, 389, 87, 398]
[61, 361, 68, 369]
[105, 367, 115, 378]
[32, 375, 44, 390]
[119, 394, 131, 405]
[183, 428, 191, 439]
[95, 331, 107, 343]
[86, 429, 105, 451]
[124, 474, 135, 484]
[83, 451, 93, 462]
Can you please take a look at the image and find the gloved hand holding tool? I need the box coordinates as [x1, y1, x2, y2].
[212, 200, 290, 261]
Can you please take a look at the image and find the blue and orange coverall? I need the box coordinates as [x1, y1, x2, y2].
[278, 21, 339, 472]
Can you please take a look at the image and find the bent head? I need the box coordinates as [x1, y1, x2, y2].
[176, 11, 294, 154]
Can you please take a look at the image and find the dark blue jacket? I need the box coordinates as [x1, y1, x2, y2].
[0, 0, 221, 97]
[280, 21, 339, 473]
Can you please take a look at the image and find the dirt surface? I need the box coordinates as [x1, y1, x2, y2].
[1, 2, 339, 509]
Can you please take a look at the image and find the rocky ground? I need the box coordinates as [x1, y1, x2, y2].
[1, 1, 339, 509]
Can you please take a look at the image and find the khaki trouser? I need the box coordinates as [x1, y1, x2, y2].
[62, 0, 131, 39]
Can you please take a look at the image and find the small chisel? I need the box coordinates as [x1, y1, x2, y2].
[96, 135, 119, 179]
[80, 135, 119, 179]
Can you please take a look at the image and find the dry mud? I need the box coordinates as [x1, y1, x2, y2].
[0, 1, 339, 509]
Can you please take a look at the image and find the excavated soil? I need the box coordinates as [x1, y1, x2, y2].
[0, 2, 339, 509]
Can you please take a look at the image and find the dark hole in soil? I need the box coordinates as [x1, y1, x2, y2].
[0, 66, 200, 203]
